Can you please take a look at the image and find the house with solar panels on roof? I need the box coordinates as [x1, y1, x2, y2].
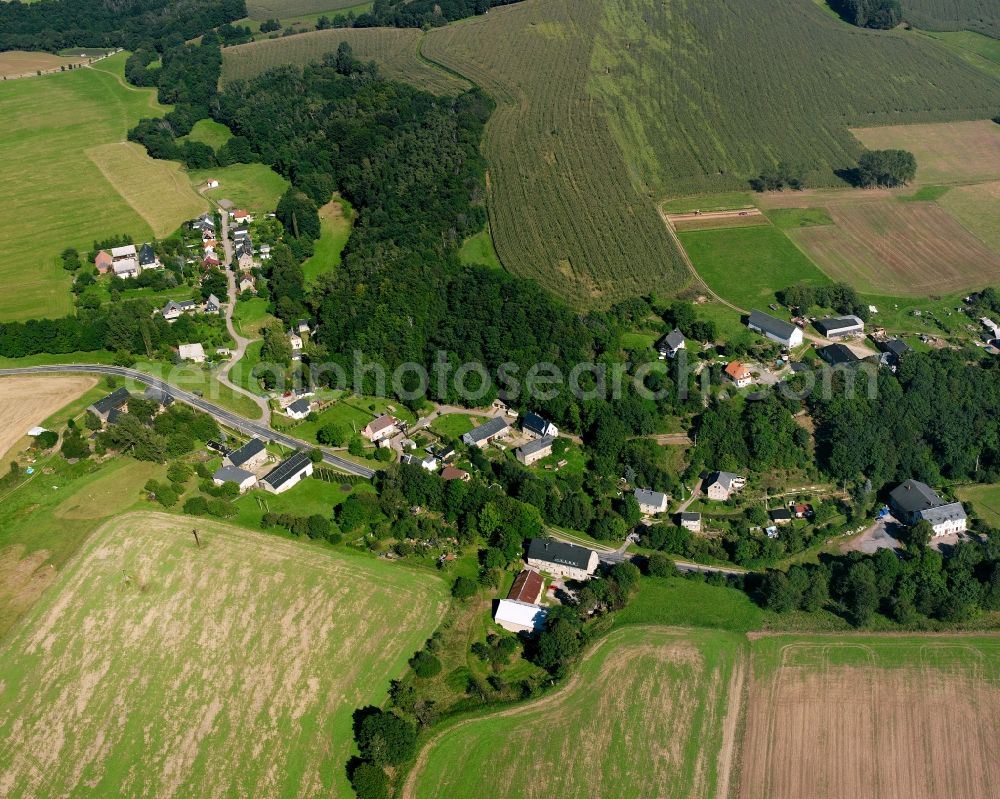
[260, 451, 313, 494]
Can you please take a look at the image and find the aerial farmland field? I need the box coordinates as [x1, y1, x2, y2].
[0, 512, 448, 798]
[0, 53, 207, 322]
[424, 0, 687, 307]
[740, 634, 1000, 799]
[220, 28, 471, 95]
[404, 626, 746, 799]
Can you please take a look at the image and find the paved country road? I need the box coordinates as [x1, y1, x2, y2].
[0, 365, 375, 478]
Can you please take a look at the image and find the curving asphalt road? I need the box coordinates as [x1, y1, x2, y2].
[0, 364, 375, 479]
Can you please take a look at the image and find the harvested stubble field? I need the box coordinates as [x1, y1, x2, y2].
[404, 626, 746, 799]
[0, 375, 96, 464]
[0, 50, 90, 78]
[739, 634, 1000, 799]
[424, 0, 687, 307]
[782, 196, 1000, 296]
[0, 512, 449, 798]
[220, 28, 470, 95]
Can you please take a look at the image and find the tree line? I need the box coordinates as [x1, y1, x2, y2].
[829, 0, 902, 29]
[0, 0, 245, 53]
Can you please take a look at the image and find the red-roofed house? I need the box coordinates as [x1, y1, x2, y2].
[95, 250, 113, 274]
[441, 466, 470, 482]
[724, 360, 752, 388]
[507, 569, 544, 605]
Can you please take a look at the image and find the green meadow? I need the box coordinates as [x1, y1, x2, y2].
[0, 53, 208, 321]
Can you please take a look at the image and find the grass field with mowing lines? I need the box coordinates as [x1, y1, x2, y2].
[852, 120, 1000, 185]
[407, 626, 745, 799]
[956, 483, 1000, 528]
[0, 52, 202, 321]
[0, 512, 448, 798]
[246, 0, 364, 18]
[939, 180, 1000, 251]
[741, 634, 1000, 799]
[87, 141, 208, 236]
[221, 28, 471, 95]
[592, 0, 1000, 197]
[902, 0, 1000, 38]
[189, 162, 289, 212]
[424, 0, 687, 307]
[918, 29, 1000, 80]
[679, 226, 831, 310]
[302, 196, 354, 285]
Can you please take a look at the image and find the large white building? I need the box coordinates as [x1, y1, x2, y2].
[526, 538, 599, 581]
[747, 309, 803, 348]
[889, 479, 967, 536]
[260, 452, 313, 494]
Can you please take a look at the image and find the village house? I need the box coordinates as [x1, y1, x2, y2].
[202, 255, 221, 269]
[656, 328, 686, 359]
[889, 479, 967, 536]
[878, 338, 911, 370]
[816, 343, 858, 367]
[137, 243, 159, 270]
[508, 568, 545, 604]
[95, 250, 113, 273]
[224, 437, 268, 470]
[440, 465, 470, 482]
[526, 538, 599, 581]
[678, 511, 702, 533]
[178, 343, 206, 363]
[231, 209, 253, 225]
[239, 275, 256, 294]
[522, 411, 558, 439]
[238, 252, 255, 272]
[769, 508, 793, 525]
[203, 294, 221, 315]
[285, 398, 312, 420]
[981, 317, 1000, 340]
[212, 465, 257, 493]
[401, 453, 439, 472]
[288, 331, 303, 352]
[494, 599, 549, 634]
[791, 502, 813, 519]
[704, 471, 747, 501]
[814, 315, 864, 339]
[634, 488, 669, 515]
[363, 414, 399, 443]
[143, 385, 174, 410]
[724, 360, 752, 388]
[462, 415, 511, 448]
[259, 243, 272, 260]
[260, 451, 313, 494]
[747, 309, 803, 348]
[191, 214, 215, 234]
[516, 435, 554, 466]
[161, 299, 197, 321]
[110, 244, 136, 263]
[111, 248, 140, 278]
[87, 387, 130, 425]
[205, 179, 219, 189]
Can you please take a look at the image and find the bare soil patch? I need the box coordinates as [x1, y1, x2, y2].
[0, 545, 56, 639]
[0, 375, 96, 465]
